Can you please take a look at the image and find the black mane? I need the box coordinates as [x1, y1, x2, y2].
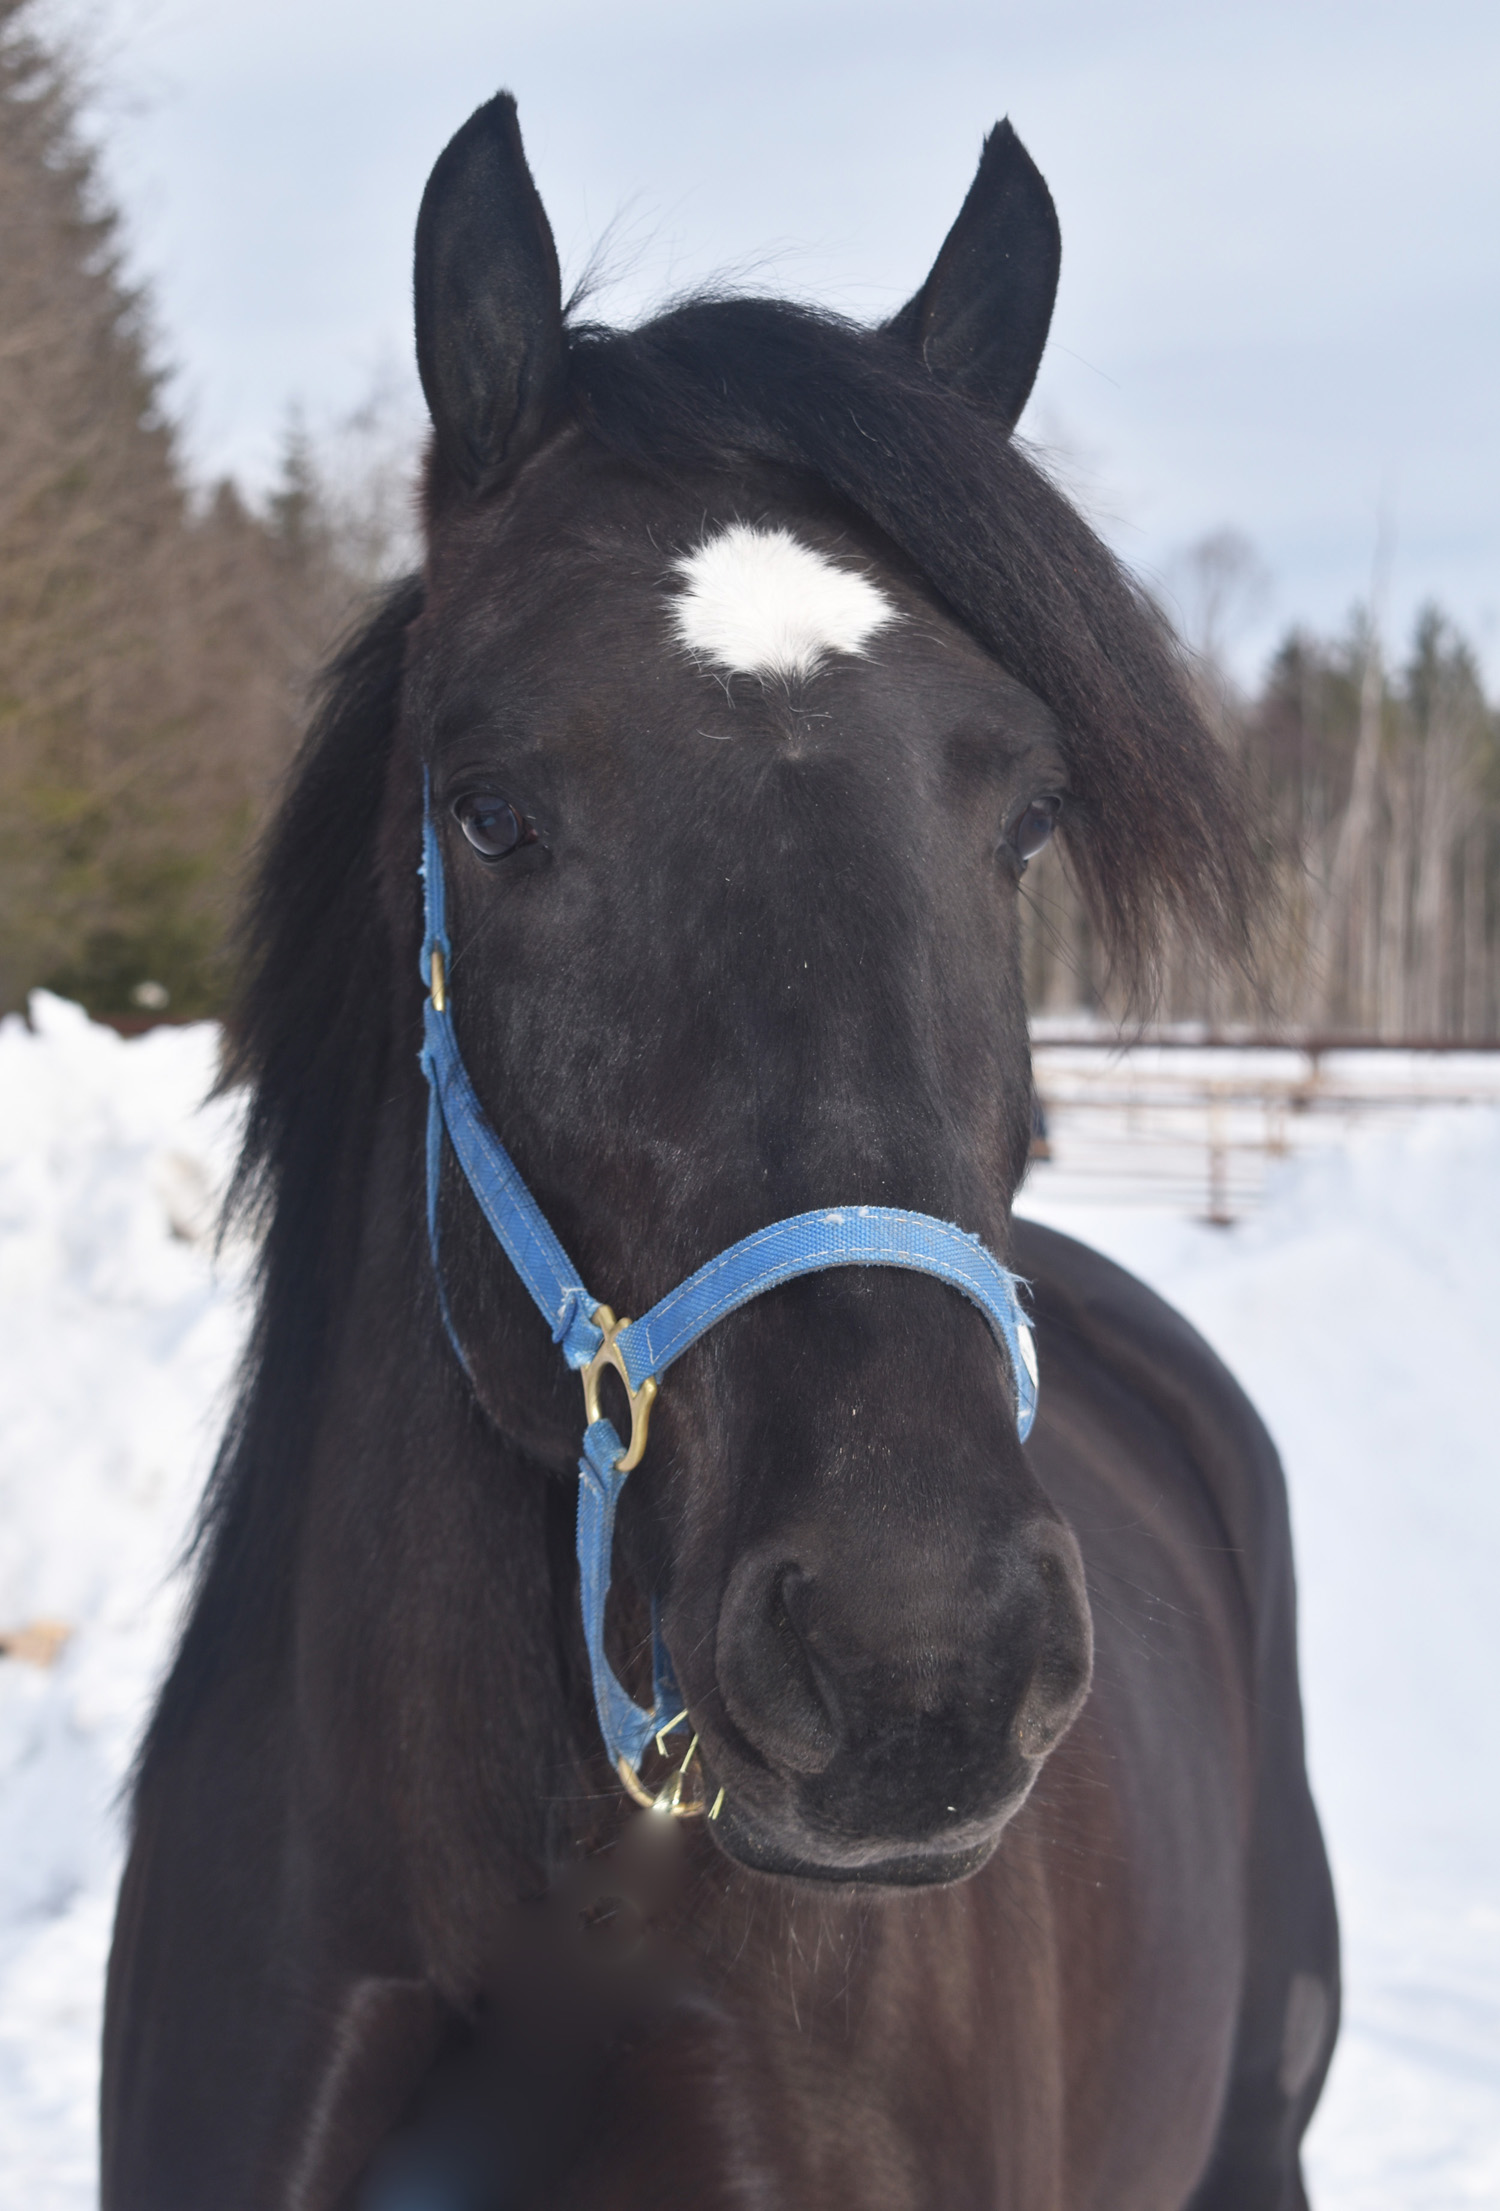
[140, 578, 421, 1771]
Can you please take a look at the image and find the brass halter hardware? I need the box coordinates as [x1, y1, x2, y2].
[581, 1305, 658, 1473]
[615, 1737, 712, 1819]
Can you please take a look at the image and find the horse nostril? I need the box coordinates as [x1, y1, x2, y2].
[716, 1553, 842, 1777]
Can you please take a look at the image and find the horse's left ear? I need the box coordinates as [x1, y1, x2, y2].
[414, 93, 566, 498]
[885, 120, 1060, 431]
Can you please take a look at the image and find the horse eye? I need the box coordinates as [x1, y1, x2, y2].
[1012, 796, 1062, 866]
[454, 793, 532, 860]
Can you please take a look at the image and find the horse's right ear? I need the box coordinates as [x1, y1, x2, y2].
[885, 120, 1060, 431]
[414, 94, 565, 498]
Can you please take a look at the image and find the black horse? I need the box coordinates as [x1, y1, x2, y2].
[103, 98, 1337, 2209]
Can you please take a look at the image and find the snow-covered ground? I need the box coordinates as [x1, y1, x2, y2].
[1, 995, 1496, 2206]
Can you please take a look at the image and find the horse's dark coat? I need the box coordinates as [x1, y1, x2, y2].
[102, 96, 1336, 2209]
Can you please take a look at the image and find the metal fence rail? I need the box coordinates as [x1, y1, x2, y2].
[1027, 1037, 1500, 1222]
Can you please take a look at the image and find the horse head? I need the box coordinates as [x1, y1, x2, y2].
[384, 97, 1248, 1885]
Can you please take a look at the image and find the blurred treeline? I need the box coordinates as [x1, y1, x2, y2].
[1023, 576, 1500, 1038]
[3, 1, 1496, 1036]
[0, 0, 412, 1019]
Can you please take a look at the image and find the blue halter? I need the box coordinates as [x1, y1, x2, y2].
[417, 780, 1038, 1801]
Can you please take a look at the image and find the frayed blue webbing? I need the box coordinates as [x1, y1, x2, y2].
[577, 1419, 687, 1771]
[422, 1001, 604, 1370]
[613, 1207, 1036, 1433]
[418, 775, 1038, 1781]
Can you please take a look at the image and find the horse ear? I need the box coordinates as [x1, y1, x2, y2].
[414, 94, 566, 496]
[886, 120, 1060, 431]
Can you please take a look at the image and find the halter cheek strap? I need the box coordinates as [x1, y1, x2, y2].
[418, 777, 1038, 1803]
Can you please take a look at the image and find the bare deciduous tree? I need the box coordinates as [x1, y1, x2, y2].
[1024, 577, 1499, 1041]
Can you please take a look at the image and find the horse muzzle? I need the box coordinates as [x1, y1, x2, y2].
[684, 1504, 1093, 1881]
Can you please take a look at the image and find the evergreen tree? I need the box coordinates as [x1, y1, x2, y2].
[0, 1, 388, 1016]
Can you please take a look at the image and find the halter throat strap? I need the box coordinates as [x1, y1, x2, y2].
[417, 778, 1038, 1787]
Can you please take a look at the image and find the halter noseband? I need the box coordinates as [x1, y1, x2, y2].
[417, 777, 1038, 1816]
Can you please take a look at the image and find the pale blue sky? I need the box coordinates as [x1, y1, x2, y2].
[73, 0, 1500, 683]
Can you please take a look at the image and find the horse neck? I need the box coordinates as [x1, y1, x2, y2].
[292, 1076, 589, 1900]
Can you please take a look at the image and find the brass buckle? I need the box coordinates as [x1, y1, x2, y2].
[581, 1305, 658, 1473]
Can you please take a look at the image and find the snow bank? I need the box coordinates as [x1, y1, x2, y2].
[0, 997, 248, 2208]
[0, 998, 1495, 2205]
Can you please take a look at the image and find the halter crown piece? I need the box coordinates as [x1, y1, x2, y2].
[417, 775, 1039, 1817]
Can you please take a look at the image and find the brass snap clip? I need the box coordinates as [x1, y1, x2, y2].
[581, 1305, 658, 1473]
[615, 1731, 724, 1822]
